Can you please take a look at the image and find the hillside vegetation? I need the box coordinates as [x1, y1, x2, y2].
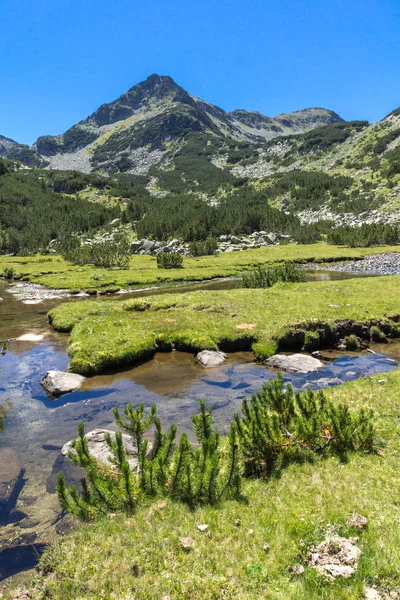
[0, 75, 399, 255]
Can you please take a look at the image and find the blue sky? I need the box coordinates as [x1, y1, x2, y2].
[1, 0, 399, 145]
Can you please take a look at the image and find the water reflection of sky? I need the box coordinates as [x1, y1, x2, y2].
[1, 343, 398, 436]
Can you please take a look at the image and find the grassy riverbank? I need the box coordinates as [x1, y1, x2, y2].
[1, 242, 400, 292]
[18, 369, 400, 600]
[48, 275, 400, 375]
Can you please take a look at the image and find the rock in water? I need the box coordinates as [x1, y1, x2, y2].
[61, 428, 151, 471]
[40, 370, 85, 397]
[197, 350, 227, 367]
[264, 353, 324, 373]
[0, 448, 25, 524]
[15, 333, 44, 342]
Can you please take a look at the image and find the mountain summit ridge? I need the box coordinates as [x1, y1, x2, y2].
[1, 74, 344, 172]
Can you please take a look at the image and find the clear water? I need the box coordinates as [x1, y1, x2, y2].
[0, 272, 398, 585]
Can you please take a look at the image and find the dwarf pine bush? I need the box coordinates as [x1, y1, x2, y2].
[57, 401, 242, 520]
[156, 252, 183, 269]
[234, 374, 374, 477]
[63, 238, 130, 268]
[1, 267, 16, 280]
[241, 263, 305, 288]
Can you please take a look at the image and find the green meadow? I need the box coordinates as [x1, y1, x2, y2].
[48, 274, 400, 375]
[24, 370, 400, 600]
[1, 242, 400, 292]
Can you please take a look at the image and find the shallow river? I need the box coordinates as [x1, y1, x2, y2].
[0, 271, 398, 585]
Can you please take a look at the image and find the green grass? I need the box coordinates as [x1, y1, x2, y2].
[1, 243, 400, 292]
[25, 369, 400, 599]
[48, 274, 400, 374]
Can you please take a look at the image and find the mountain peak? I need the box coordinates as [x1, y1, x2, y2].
[85, 73, 191, 128]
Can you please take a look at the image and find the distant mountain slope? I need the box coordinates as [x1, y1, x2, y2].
[1, 74, 399, 225]
[0, 134, 48, 168]
[3, 74, 342, 174]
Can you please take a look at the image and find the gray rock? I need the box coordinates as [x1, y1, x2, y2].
[141, 239, 155, 251]
[130, 241, 142, 252]
[230, 235, 241, 244]
[40, 370, 85, 398]
[264, 353, 324, 373]
[61, 428, 148, 471]
[197, 350, 227, 367]
[314, 377, 343, 387]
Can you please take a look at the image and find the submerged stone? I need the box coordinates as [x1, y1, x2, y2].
[197, 350, 227, 367]
[0, 543, 48, 581]
[61, 428, 150, 471]
[15, 333, 44, 342]
[264, 353, 324, 373]
[40, 370, 85, 397]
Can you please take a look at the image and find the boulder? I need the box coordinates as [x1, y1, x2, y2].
[230, 236, 241, 244]
[130, 241, 142, 252]
[61, 428, 149, 471]
[141, 239, 155, 252]
[0, 448, 25, 524]
[264, 353, 324, 373]
[197, 350, 227, 367]
[40, 371, 85, 398]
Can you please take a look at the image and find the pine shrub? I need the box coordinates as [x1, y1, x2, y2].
[189, 237, 218, 257]
[234, 374, 374, 477]
[242, 263, 305, 288]
[156, 252, 183, 269]
[57, 401, 242, 520]
[63, 238, 130, 268]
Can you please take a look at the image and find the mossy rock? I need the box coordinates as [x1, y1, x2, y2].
[345, 335, 361, 351]
[303, 330, 321, 352]
[252, 340, 278, 361]
[370, 325, 387, 343]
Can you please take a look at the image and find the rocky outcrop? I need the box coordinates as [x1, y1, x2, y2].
[130, 231, 285, 257]
[264, 353, 324, 373]
[0, 448, 25, 524]
[61, 428, 149, 470]
[197, 350, 227, 367]
[299, 207, 400, 228]
[40, 371, 85, 397]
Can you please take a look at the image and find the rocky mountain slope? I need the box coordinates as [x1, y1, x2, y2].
[1, 76, 399, 236]
[1, 74, 343, 173]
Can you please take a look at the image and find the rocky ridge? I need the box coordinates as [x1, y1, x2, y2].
[1, 74, 343, 172]
[129, 230, 285, 256]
